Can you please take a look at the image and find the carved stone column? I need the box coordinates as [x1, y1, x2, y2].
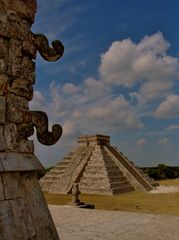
[0, 1, 64, 239]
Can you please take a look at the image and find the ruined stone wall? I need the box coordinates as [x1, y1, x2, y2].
[0, 1, 64, 239]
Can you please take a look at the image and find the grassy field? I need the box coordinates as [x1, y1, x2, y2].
[44, 179, 179, 216]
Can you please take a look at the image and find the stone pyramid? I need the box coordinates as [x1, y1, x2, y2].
[40, 135, 158, 195]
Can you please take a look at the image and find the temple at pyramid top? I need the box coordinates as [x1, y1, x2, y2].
[78, 134, 110, 146]
[40, 134, 158, 195]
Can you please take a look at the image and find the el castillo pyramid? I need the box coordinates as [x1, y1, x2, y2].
[40, 135, 158, 195]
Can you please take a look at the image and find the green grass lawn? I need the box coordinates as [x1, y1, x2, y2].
[44, 179, 179, 216]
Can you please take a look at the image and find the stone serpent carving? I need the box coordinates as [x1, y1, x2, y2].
[31, 34, 64, 145]
[34, 34, 64, 61]
[31, 111, 62, 145]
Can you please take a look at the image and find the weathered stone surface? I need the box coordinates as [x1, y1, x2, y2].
[19, 139, 34, 153]
[0, 73, 8, 95]
[2, 172, 24, 199]
[0, 174, 5, 200]
[22, 40, 36, 59]
[6, 94, 30, 123]
[0, 152, 44, 172]
[6, 0, 37, 24]
[0, 38, 8, 73]
[7, 11, 34, 40]
[0, 96, 5, 123]
[8, 64, 35, 83]
[21, 56, 35, 70]
[0, 0, 63, 238]
[22, 172, 59, 239]
[8, 38, 22, 65]
[10, 198, 36, 239]
[7, 77, 33, 100]
[0, 200, 18, 240]
[0, 125, 6, 151]
[4, 122, 19, 151]
[0, 12, 8, 37]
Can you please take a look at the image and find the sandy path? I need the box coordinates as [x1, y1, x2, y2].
[49, 205, 179, 240]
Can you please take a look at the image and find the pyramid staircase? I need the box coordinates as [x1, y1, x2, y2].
[40, 135, 158, 195]
[79, 145, 134, 195]
[39, 151, 75, 192]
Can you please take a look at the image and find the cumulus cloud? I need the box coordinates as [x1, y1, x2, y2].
[62, 83, 79, 95]
[30, 81, 143, 142]
[157, 138, 169, 145]
[30, 32, 179, 166]
[99, 32, 179, 106]
[154, 95, 179, 118]
[166, 124, 179, 130]
[137, 139, 147, 147]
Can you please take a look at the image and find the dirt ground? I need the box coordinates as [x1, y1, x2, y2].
[49, 204, 179, 240]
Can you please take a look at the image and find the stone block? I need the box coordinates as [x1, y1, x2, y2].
[0, 38, 8, 73]
[0, 174, 5, 200]
[10, 198, 36, 239]
[0, 152, 44, 172]
[21, 57, 35, 71]
[0, 58, 8, 73]
[19, 139, 34, 153]
[7, 77, 33, 100]
[4, 123, 19, 151]
[8, 64, 35, 83]
[7, 0, 37, 24]
[2, 172, 24, 199]
[8, 39, 22, 65]
[0, 74, 8, 96]
[22, 40, 36, 59]
[0, 96, 5, 123]
[0, 200, 18, 240]
[0, 125, 7, 151]
[6, 94, 30, 123]
[0, 12, 8, 37]
[22, 172, 59, 240]
[7, 10, 34, 41]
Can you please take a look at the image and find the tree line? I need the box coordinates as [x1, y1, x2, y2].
[141, 164, 179, 180]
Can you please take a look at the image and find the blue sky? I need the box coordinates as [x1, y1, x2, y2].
[30, 0, 179, 167]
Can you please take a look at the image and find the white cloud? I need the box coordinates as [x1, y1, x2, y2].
[99, 32, 178, 86]
[99, 32, 179, 106]
[30, 32, 179, 166]
[166, 124, 179, 130]
[157, 138, 169, 145]
[137, 139, 147, 147]
[154, 95, 179, 118]
[62, 83, 79, 95]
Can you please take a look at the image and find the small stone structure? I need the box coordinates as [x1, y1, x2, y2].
[0, 1, 64, 239]
[40, 135, 158, 195]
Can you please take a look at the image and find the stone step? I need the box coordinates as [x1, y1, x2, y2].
[82, 169, 124, 178]
[110, 181, 132, 189]
[47, 171, 62, 176]
[79, 186, 113, 195]
[88, 159, 114, 166]
[79, 179, 131, 189]
[85, 165, 119, 172]
[49, 168, 65, 174]
[80, 175, 126, 183]
[43, 176, 63, 181]
[57, 161, 71, 166]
